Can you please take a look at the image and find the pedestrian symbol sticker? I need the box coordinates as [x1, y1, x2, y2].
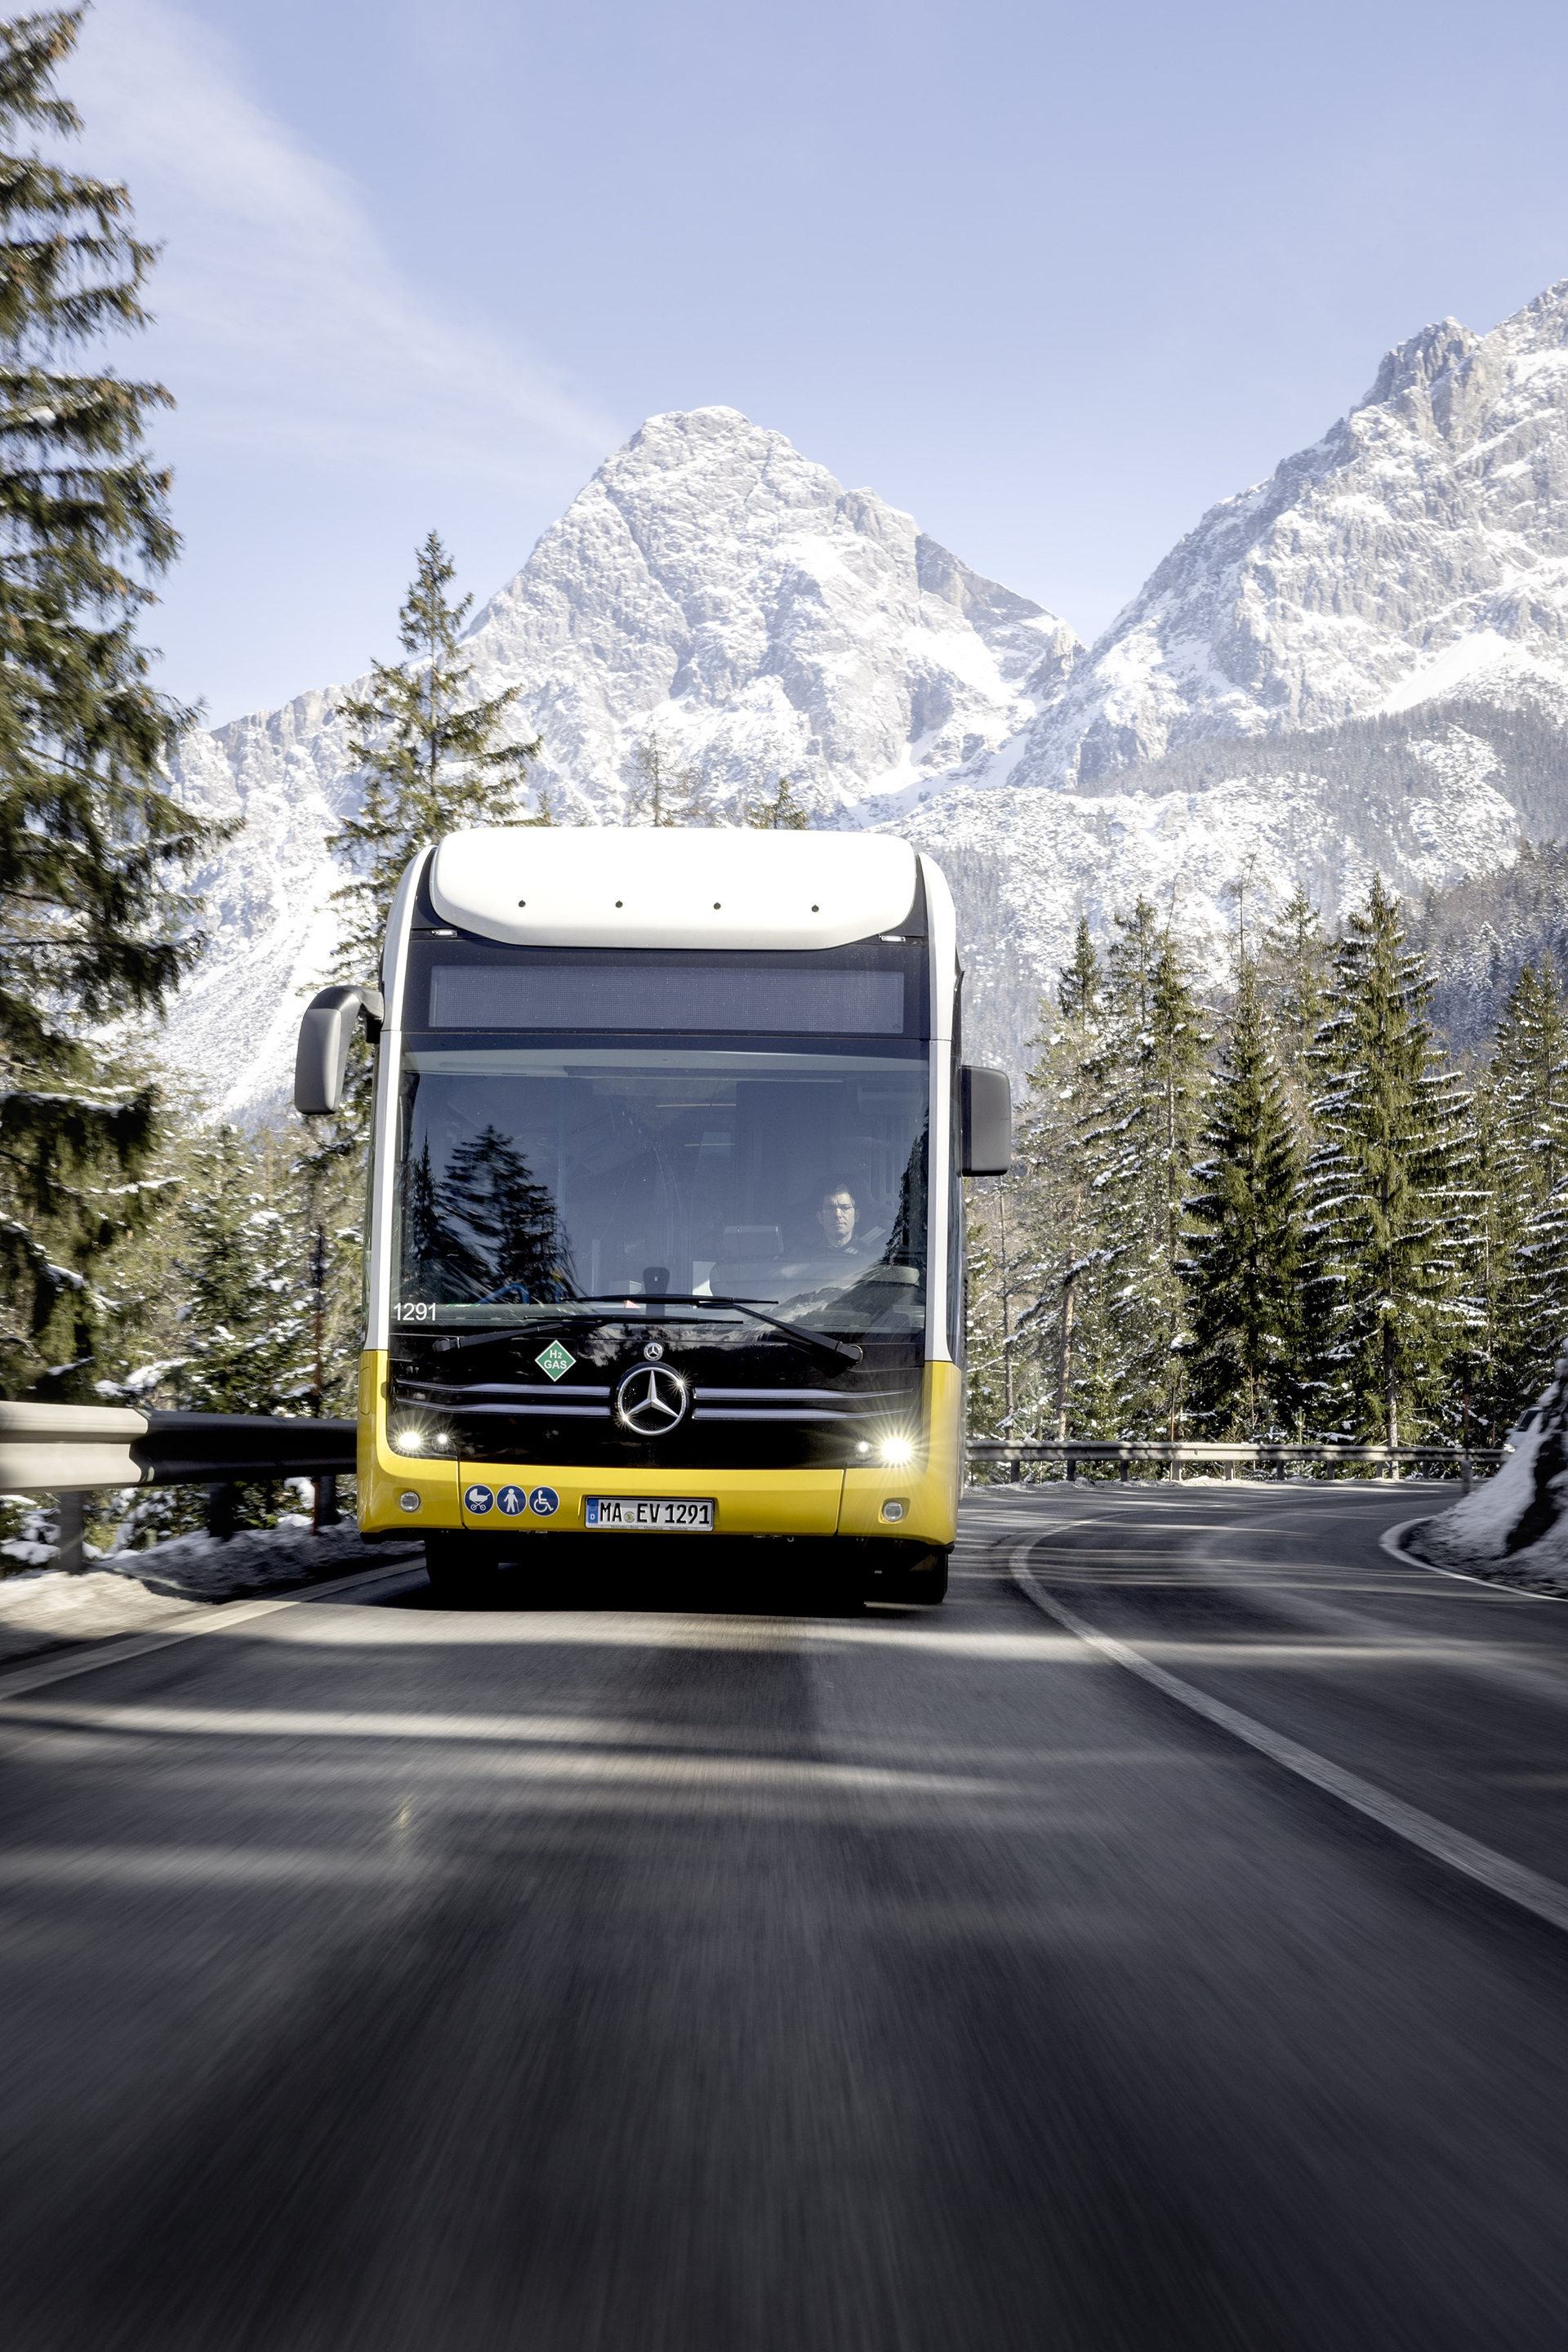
[528, 1486, 559, 1517]
[464, 1484, 494, 1515]
[535, 1340, 575, 1380]
[497, 1486, 528, 1516]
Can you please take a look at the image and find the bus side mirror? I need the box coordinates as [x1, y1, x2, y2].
[960, 1065, 1012, 1175]
[294, 984, 385, 1116]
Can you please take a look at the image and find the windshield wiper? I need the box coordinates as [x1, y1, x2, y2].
[428, 1308, 632, 1357]
[635, 1294, 862, 1368]
[427, 1294, 861, 1367]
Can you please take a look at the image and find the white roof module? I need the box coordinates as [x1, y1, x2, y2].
[428, 827, 920, 951]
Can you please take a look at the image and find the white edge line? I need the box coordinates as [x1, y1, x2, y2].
[1010, 1542, 1568, 1939]
[1378, 1516, 1568, 1602]
[0, 1552, 429, 1704]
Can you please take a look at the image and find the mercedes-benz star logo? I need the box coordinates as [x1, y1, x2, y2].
[613, 1362, 691, 1437]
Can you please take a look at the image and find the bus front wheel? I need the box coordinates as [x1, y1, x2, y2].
[424, 1534, 499, 1605]
[863, 1544, 949, 1606]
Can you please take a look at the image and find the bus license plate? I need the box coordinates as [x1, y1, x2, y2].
[585, 1498, 715, 1532]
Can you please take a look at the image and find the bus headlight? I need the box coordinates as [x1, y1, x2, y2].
[880, 1436, 915, 1466]
[390, 1415, 455, 1456]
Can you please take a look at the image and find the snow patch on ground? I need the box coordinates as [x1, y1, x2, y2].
[0, 1571, 207, 1664]
[0, 1522, 421, 1664]
[1408, 1362, 1568, 1593]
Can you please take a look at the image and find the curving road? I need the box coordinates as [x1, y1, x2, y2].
[7, 1485, 1568, 2348]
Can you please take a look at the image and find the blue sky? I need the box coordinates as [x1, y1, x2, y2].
[68, 0, 1568, 727]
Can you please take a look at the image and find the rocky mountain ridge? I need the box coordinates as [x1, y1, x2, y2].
[159, 279, 1568, 1111]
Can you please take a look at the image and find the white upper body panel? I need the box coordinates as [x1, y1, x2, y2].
[427, 827, 920, 951]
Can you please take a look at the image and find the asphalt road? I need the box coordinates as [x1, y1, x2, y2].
[7, 1483, 1568, 2350]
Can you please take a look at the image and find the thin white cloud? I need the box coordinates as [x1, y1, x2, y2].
[65, 0, 615, 485]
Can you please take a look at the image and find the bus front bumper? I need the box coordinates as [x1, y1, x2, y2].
[358, 1355, 961, 1548]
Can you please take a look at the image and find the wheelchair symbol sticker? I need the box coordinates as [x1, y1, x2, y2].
[463, 1484, 494, 1515]
[528, 1486, 559, 1517]
[497, 1486, 528, 1516]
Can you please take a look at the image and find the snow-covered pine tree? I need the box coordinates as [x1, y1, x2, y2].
[329, 531, 540, 976]
[1303, 875, 1474, 1445]
[962, 1170, 1044, 1450]
[1456, 1058, 1519, 1447]
[623, 728, 715, 827]
[100, 1123, 318, 1544]
[1080, 900, 1209, 1437]
[173, 1126, 312, 1419]
[1490, 960, 1568, 1205]
[0, 9, 216, 1397]
[961, 1192, 1009, 1453]
[1012, 917, 1118, 1441]
[318, 531, 540, 1154]
[1258, 884, 1331, 1138]
[745, 774, 810, 830]
[1182, 960, 1304, 1434]
[1485, 960, 1568, 1417]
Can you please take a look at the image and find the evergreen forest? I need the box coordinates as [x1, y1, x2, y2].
[966, 881, 1568, 1458]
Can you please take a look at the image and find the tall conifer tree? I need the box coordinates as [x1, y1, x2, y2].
[1183, 962, 1303, 1433]
[622, 728, 715, 827]
[745, 773, 809, 830]
[1013, 917, 1115, 1440]
[0, 9, 212, 1396]
[1484, 960, 1568, 1413]
[328, 531, 540, 975]
[1080, 900, 1208, 1434]
[1304, 875, 1472, 1444]
[1258, 884, 1331, 1143]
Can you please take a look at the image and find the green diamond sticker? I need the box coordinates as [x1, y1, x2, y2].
[535, 1339, 576, 1381]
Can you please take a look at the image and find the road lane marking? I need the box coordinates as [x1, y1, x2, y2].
[1378, 1517, 1568, 1601]
[1011, 1544, 1568, 1939]
[0, 1845, 445, 1887]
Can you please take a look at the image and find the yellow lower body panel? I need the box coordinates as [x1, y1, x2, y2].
[359, 1349, 964, 1546]
[839, 1361, 963, 1548]
[358, 1351, 462, 1533]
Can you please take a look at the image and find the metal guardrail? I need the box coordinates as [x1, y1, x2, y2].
[0, 1401, 356, 1492]
[968, 1438, 1508, 1484]
[0, 1401, 359, 1565]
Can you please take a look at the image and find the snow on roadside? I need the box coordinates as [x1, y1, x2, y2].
[1409, 1354, 1568, 1594]
[0, 1521, 423, 1665]
[110, 1518, 404, 1601]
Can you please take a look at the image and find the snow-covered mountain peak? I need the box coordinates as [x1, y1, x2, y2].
[451, 401, 1080, 811]
[1357, 314, 1483, 427]
[155, 286, 1568, 1115]
[1003, 277, 1568, 789]
[161, 406, 1080, 1113]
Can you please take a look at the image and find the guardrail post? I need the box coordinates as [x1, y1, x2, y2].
[313, 1473, 340, 1533]
[1119, 1459, 1129, 1481]
[1461, 1453, 1473, 1495]
[56, 1490, 85, 1575]
[206, 1482, 238, 1542]
[1066, 1456, 1077, 1482]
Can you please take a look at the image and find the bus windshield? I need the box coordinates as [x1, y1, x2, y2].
[392, 1044, 929, 1343]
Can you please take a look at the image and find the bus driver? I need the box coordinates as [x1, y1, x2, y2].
[816, 1179, 870, 1260]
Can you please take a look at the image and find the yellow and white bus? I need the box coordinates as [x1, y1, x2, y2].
[296, 827, 1010, 1603]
